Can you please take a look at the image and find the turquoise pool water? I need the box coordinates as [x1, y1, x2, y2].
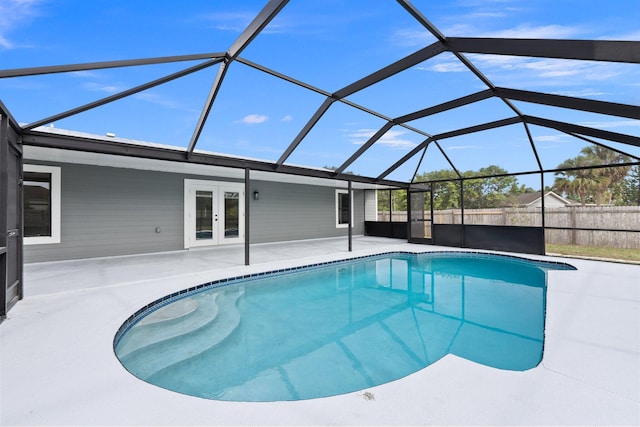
[114, 252, 575, 401]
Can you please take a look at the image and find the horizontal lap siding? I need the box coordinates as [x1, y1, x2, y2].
[25, 163, 185, 262]
[249, 180, 364, 244]
[24, 162, 365, 262]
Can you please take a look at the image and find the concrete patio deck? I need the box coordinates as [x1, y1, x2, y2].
[1, 236, 638, 426]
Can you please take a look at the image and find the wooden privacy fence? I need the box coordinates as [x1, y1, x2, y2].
[378, 206, 640, 249]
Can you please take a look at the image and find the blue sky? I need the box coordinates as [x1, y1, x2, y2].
[1, 0, 639, 186]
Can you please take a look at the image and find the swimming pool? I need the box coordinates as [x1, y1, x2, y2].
[114, 251, 575, 401]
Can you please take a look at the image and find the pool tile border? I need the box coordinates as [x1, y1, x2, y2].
[113, 250, 575, 348]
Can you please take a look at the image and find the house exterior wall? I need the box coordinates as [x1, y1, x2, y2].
[364, 190, 378, 221]
[23, 162, 364, 263]
[248, 180, 364, 244]
[529, 194, 570, 208]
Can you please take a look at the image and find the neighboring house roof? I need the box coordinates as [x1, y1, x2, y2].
[514, 191, 574, 207]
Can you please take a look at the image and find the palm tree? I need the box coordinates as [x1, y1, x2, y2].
[580, 145, 632, 205]
[554, 145, 633, 206]
[554, 155, 600, 206]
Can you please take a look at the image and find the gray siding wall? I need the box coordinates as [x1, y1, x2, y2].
[24, 162, 364, 262]
[248, 180, 364, 244]
[25, 163, 187, 263]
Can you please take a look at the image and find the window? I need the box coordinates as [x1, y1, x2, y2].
[23, 165, 61, 245]
[335, 189, 353, 228]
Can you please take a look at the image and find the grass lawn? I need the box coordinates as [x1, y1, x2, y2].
[546, 244, 640, 263]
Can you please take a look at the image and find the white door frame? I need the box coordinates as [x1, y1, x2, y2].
[184, 179, 244, 249]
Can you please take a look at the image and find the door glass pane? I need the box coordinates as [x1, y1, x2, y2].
[195, 190, 213, 240]
[224, 191, 239, 238]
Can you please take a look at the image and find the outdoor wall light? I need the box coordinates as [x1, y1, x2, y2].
[253, 191, 259, 200]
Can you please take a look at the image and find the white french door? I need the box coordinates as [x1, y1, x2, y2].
[184, 180, 244, 248]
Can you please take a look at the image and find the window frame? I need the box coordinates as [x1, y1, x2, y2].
[335, 189, 354, 229]
[23, 164, 61, 245]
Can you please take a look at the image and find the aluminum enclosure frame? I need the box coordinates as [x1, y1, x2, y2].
[1, 0, 640, 317]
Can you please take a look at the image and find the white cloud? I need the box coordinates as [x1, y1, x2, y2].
[347, 128, 417, 149]
[456, 0, 520, 5]
[200, 10, 288, 35]
[82, 82, 125, 94]
[238, 114, 268, 124]
[597, 30, 640, 41]
[201, 12, 256, 32]
[483, 24, 583, 39]
[133, 92, 181, 109]
[0, 0, 42, 49]
[347, 128, 376, 144]
[447, 145, 479, 150]
[0, 34, 11, 49]
[378, 129, 418, 148]
[452, 54, 628, 88]
[552, 88, 608, 97]
[390, 28, 434, 48]
[394, 22, 580, 48]
[70, 71, 102, 79]
[419, 61, 467, 73]
[534, 134, 570, 143]
[579, 120, 640, 129]
[281, 114, 293, 122]
[440, 23, 475, 37]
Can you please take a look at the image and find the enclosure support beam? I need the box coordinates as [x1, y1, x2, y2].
[525, 115, 640, 147]
[187, 61, 230, 154]
[333, 41, 445, 99]
[348, 181, 353, 252]
[277, 97, 335, 166]
[0, 53, 226, 78]
[447, 38, 640, 64]
[563, 132, 640, 161]
[188, 0, 288, 155]
[395, 90, 493, 123]
[22, 130, 408, 188]
[245, 168, 251, 266]
[433, 116, 521, 141]
[25, 59, 223, 131]
[227, 0, 289, 60]
[377, 137, 431, 181]
[336, 122, 395, 174]
[495, 87, 640, 120]
[540, 172, 546, 244]
[0, 112, 8, 319]
[522, 122, 543, 172]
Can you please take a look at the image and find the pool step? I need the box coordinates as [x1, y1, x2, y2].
[118, 287, 243, 380]
[116, 293, 220, 358]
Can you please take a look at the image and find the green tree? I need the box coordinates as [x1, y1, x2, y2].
[415, 169, 460, 209]
[553, 145, 632, 206]
[376, 189, 407, 213]
[415, 166, 521, 209]
[377, 189, 390, 212]
[391, 189, 407, 212]
[622, 165, 640, 206]
[580, 145, 631, 205]
[554, 155, 599, 206]
[461, 166, 519, 209]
